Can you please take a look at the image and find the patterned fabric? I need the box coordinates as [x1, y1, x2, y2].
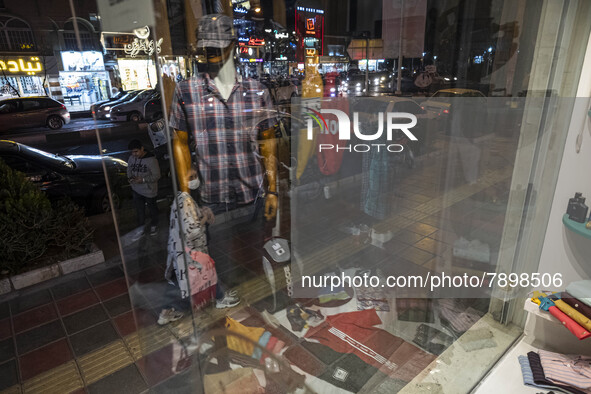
[518, 355, 571, 393]
[538, 350, 591, 390]
[165, 192, 209, 299]
[527, 351, 586, 394]
[169, 73, 274, 204]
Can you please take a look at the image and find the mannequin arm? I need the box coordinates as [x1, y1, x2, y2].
[172, 129, 192, 193]
[259, 127, 278, 221]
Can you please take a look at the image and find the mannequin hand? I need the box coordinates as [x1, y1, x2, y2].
[265, 194, 278, 221]
[202, 207, 215, 225]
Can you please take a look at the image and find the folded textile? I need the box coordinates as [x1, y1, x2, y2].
[538, 349, 591, 390]
[566, 281, 591, 308]
[562, 292, 591, 320]
[537, 296, 591, 340]
[554, 299, 591, 332]
[518, 355, 570, 393]
[252, 331, 272, 361]
[319, 291, 350, 304]
[527, 351, 586, 394]
[204, 368, 264, 394]
[225, 317, 265, 356]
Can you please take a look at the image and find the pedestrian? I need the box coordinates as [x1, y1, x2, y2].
[127, 139, 161, 240]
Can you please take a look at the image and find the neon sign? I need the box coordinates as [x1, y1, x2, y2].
[248, 38, 265, 46]
[306, 18, 315, 34]
[0, 57, 43, 75]
[306, 48, 317, 56]
[124, 26, 162, 57]
[296, 6, 324, 14]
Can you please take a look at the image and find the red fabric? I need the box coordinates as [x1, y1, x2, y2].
[548, 305, 591, 340]
[260, 336, 278, 365]
[188, 251, 217, 311]
[304, 309, 435, 379]
[317, 95, 348, 175]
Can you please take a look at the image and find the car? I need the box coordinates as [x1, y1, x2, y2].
[420, 88, 488, 136]
[143, 96, 163, 123]
[109, 90, 159, 122]
[90, 90, 127, 118]
[0, 140, 129, 214]
[93, 90, 142, 120]
[0, 97, 70, 132]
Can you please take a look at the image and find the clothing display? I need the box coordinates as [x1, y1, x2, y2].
[169, 73, 273, 204]
[554, 298, 591, 332]
[356, 281, 390, 312]
[518, 355, 570, 393]
[317, 98, 348, 176]
[527, 352, 586, 394]
[304, 309, 436, 380]
[562, 292, 591, 320]
[204, 368, 264, 394]
[252, 331, 272, 361]
[538, 350, 591, 390]
[566, 281, 591, 308]
[412, 324, 453, 355]
[318, 285, 350, 304]
[165, 192, 212, 300]
[286, 304, 324, 332]
[225, 317, 266, 356]
[536, 295, 591, 340]
[437, 299, 483, 334]
[284, 340, 387, 393]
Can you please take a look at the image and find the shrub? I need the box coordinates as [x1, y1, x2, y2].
[0, 159, 94, 274]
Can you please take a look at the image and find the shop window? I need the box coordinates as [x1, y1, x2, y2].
[63, 20, 97, 51]
[0, 16, 35, 52]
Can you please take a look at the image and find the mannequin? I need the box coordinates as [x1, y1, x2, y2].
[171, 30, 278, 220]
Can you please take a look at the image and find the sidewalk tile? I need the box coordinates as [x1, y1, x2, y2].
[113, 311, 136, 337]
[19, 339, 72, 380]
[0, 303, 8, 320]
[407, 222, 438, 237]
[0, 338, 14, 363]
[78, 340, 133, 384]
[15, 321, 64, 355]
[57, 290, 99, 317]
[136, 344, 176, 386]
[69, 321, 119, 357]
[0, 360, 18, 391]
[0, 318, 11, 341]
[12, 304, 57, 334]
[151, 369, 194, 394]
[63, 305, 109, 335]
[103, 294, 131, 318]
[87, 267, 124, 286]
[87, 364, 147, 394]
[50, 277, 91, 300]
[9, 290, 51, 315]
[95, 278, 128, 301]
[21, 361, 82, 394]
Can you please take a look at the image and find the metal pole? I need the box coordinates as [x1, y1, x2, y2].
[396, 0, 404, 95]
[67, 0, 83, 52]
[365, 36, 369, 96]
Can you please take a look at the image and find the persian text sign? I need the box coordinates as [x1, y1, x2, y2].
[0, 56, 43, 75]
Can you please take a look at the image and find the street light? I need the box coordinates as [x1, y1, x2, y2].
[254, 7, 261, 13]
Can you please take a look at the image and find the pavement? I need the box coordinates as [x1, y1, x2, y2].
[0, 131, 519, 394]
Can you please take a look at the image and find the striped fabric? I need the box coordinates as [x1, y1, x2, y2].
[538, 350, 591, 390]
[563, 292, 591, 320]
[527, 351, 585, 394]
[169, 73, 275, 204]
[518, 355, 570, 393]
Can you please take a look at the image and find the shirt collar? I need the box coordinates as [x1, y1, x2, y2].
[203, 72, 244, 100]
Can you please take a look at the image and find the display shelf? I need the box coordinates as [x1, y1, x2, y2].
[523, 299, 556, 323]
[563, 213, 591, 239]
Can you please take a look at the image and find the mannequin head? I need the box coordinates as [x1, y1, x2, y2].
[203, 42, 235, 74]
[196, 14, 236, 73]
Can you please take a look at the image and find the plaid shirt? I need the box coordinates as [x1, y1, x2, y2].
[169, 73, 274, 204]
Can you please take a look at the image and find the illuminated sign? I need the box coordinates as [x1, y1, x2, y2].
[238, 37, 249, 43]
[306, 48, 317, 56]
[248, 38, 265, 46]
[61, 51, 105, 72]
[124, 26, 162, 57]
[296, 6, 324, 14]
[239, 58, 263, 63]
[275, 32, 289, 39]
[306, 18, 315, 34]
[276, 55, 288, 60]
[233, 7, 248, 13]
[0, 56, 43, 75]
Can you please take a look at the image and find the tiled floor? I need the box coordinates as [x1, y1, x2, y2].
[0, 133, 519, 393]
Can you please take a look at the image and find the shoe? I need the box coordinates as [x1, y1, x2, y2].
[131, 229, 145, 242]
[216, 292, 241, 309]
[150, 226, 158, 236]
[158, 308, 184, 325]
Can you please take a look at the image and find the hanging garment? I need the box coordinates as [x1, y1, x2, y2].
[317, 95, 348, 175]
[304, 309, 436, 380]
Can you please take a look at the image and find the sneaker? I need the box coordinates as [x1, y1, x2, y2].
[216, 292, 241, 309]
[158, 308, 184, 325]
[150, 226, 158, 236]
[131, 229, 145, 242]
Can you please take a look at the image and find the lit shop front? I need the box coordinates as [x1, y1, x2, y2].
[0, 55, 46, 98]
[237, 37, 264, 77]
[59, 51, 110, 112]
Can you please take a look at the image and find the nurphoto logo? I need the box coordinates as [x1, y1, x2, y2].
[305, 108, 418, 152]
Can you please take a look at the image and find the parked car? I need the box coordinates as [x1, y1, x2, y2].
[90, 90, 127, 118]
[0, 140, 129, 214]
[93, 90, 142, 120]
[0, 97, 70, 132]
[420, 88, 488, 136]
[109, 90, 159, 122]
[143, 96, 163, 122]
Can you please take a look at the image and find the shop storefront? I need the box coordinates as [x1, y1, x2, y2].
[0, 55, 46, 98]
[116, 58, 157, 90]
[59, 51, 110, 112]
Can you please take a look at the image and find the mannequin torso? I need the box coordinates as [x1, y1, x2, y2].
[212, 55, 235, 101]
